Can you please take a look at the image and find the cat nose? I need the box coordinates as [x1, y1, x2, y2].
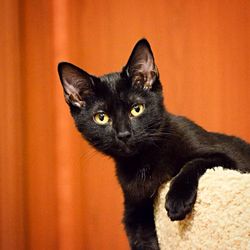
[117, 131, 131, 141]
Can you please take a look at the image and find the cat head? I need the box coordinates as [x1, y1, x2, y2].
[58, 39, 166, 157]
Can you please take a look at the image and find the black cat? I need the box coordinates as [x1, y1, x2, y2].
[58, 39, 250, 250]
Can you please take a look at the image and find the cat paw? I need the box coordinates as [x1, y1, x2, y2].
[165, 193, 195, 221]
[165, 177, 197, 221]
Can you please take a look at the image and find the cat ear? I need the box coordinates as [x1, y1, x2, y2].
[58, 62, 95, 108]
[124, 39, 159, 90]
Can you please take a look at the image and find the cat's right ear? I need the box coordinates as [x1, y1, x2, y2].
[58, 62, 95, 108]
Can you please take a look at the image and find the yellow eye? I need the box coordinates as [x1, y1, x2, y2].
[131, 104, 145, 117]
[94, 112, 110, 125]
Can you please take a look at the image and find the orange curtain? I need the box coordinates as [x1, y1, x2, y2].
[1, 0, 249, 249]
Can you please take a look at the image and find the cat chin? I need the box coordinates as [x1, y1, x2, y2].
[112, 150, 137, 158]
[108, 143, 138, 157]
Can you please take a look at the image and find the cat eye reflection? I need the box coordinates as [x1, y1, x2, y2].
[93, 112, 110, 125]
[131, 104, 145, 117]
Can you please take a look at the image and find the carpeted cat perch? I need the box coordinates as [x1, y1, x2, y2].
[154, 168, 250, 249]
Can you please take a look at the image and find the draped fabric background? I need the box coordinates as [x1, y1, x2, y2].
[1, 0, 249, 249]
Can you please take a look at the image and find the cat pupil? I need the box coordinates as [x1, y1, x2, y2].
[99, 113, 104, 121]
[134, 106, 140, 112]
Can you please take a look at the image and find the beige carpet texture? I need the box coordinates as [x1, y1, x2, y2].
[154, 168, 250, 250]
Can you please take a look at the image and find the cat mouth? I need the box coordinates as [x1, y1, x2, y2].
[115, 141, 136, 156]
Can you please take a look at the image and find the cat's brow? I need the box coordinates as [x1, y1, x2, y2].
[100, 72, 121, 92]
[92, 101, 108, 112]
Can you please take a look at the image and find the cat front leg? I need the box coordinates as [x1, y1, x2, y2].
[165, 154, 235, 221]
[165, 159, 200, 221]
[123, 199, 160, 250]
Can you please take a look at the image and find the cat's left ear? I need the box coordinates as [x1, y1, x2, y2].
[123, 39, 159, 90]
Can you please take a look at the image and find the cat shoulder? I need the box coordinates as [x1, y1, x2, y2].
[169, 114, 207, 133]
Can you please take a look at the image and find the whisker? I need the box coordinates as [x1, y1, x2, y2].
[79, 149, 98, 163]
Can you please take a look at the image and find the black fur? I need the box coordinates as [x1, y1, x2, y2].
[58, 39, 250, 250]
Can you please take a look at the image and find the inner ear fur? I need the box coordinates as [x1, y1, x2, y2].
[124, 39, 158, 90]
[58, 62, 95, 108]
